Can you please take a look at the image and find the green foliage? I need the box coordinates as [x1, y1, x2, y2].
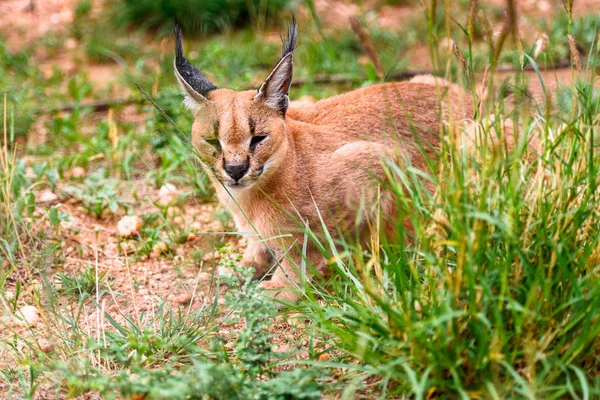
[295, 25, 411, 82]
[55, 265, 109, 299]
[98, 305, 211, 367]
[109, 0, 295, 37]
[544, 13, 600, 61]
[0, 151, 58, 270]
[71, 0, 142, 63]
[39, 260, 324, 399]
[298, 68, 600, 396]
[0, 38, 48, 137]
[62, 169, 128, 218]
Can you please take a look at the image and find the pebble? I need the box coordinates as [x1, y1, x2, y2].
[201, 251, 218, 262]
[37, 189, 57, 203]
[38, 339, 54, 353]
[70, 166, 86, 178]
[151, 242, 168, 258]
[287, 313, 306, 329]
[16, 305, 40, 326]
[174, 293, 192, 305]
[117, 215, 142, 237]
[64, 38, 77, 50]
[166, 207, 182, 217]
[199, 272, 212, 281]
[274, 344, 290, 353]
[157, 183, 180, 206]
[208, 221, 223, 231]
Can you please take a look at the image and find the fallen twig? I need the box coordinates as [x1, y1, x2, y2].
[44, 98, 138, 114]
[41, 59, 573, 114]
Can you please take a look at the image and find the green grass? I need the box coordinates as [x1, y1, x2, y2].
[289, 18, 600, 397]
[297, 79, 600, 395]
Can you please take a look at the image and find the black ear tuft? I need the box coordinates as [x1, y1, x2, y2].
[254, 16, 297, 115]
[281, 15, 298, 59]
[173, 21, 217, 101]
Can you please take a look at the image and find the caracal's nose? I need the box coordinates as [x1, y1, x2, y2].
[224, 162, 249, 181]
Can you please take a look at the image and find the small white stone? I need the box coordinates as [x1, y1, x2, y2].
[117, 215, 142, 237]
[287, 313, 306, 329]
[157, 183, 180, 206]
[151, 242, 168, 258]
[37, 189, 58, 203]
[438, 37, 455, 55]
[71, 166, 86, 178]
[64, 38, 77, 50]
[16, 305, 40, 326]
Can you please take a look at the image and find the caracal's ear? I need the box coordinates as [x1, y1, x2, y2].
[173, 22, 217, 112]
[254, 16, 297, 116]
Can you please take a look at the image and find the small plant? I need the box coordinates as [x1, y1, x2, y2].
[40, 256, 325, 399]
[55, 265, 109, 299]
[98, 304, 212, 367]
[62, 169, 128, 218]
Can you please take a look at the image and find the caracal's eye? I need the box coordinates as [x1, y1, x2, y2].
[250, 135, 268, 151]
[206, 138, 221, 152]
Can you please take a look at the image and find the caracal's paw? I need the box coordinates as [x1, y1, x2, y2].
[257, 279, 299, 305]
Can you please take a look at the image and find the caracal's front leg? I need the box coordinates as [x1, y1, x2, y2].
[257, 244, 326, 304]
[241, 239, 274, 280]
[257, 257, 301, 304]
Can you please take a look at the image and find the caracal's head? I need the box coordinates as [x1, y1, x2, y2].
[174, 19, 297, 190]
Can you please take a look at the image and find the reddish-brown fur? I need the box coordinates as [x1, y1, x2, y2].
[174, 22, 473, 302]
[184, 81, 472, 302]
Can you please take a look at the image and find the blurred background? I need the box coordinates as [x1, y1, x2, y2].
[1, 0, 598, 139]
